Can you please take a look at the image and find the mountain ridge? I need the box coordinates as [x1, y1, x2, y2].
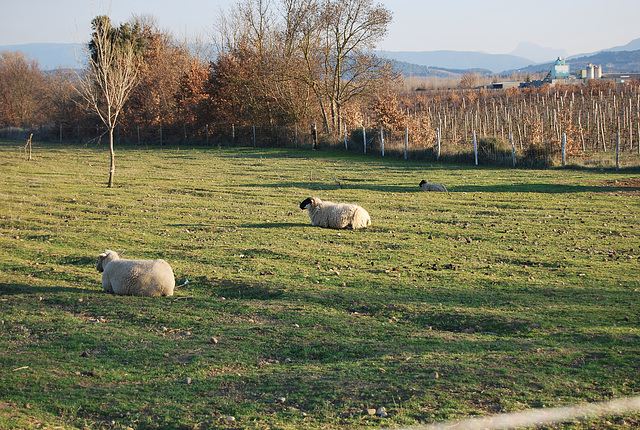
[2, 38, 640, 74]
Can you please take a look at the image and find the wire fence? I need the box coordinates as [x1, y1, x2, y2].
[2, 119, 639, 169]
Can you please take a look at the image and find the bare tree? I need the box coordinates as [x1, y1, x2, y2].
[76, 15, 144, 187]
[317, 0, 395, 132]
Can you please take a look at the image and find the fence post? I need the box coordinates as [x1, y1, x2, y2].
[160, 125, 163, 147]
[473, 130, 478, 166]
[232, 124, 235, 145]
[562, 133, 566, 167]
[404, 126, 408, 160]
[436, 127, 441, 161]
[206, 124, 209, 145]
[362, 127, 367, 154]
[344, 128, 348, 151]
[295, 122, 298, 148]
[510, 132, 516, 167]
[60, 124, 63, 143]
[616, 131, 620, 171]
[380, 128, 384, 157]
[137, 125, 141, 145]
[253, 125, 256, 148]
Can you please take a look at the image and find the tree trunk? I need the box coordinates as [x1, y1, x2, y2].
[108, 126, 115, 188]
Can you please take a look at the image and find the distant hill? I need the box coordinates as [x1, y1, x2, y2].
[510, 42, 567, 64]
[509, 49, 640, 75]
[0, 43, 83, 70]
[570, 37, 640, 58]
[3, 38, 640, 75]
[379, 50, 535, 74]
[392, 60, 492, 79]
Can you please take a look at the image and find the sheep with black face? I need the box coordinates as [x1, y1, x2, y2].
[299, 197, 371, 229]
[419, 179, 448, 192]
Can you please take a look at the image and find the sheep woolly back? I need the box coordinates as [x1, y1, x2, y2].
[96, 250, 175, 297]
[419, 179, 448, 192]
[300, 197, 371, 229]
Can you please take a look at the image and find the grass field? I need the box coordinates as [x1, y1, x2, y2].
[0, 140, 639, 429]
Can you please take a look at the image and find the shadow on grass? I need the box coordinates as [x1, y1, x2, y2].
[0, 282, 95, 296]
[190, 276, 286, 300]
[453, 183, 638, 194]
[255, 180, 636, 194]
[242, 222, 305, 229]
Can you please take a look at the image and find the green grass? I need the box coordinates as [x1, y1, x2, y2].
[0, 140, 639, 429]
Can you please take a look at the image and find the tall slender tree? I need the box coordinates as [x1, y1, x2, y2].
[76, 15, 144, 187]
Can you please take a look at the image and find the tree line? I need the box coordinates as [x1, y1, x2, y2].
[1, 0, 397, 137]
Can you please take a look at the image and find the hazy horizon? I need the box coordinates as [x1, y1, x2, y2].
[1, 0, 639, 58]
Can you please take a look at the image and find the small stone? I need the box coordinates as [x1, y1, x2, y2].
[376, 407, 388, 418]
[366, 408, 377, 415]
[210, 337, 219, 344]
[185, 377, 192, 384]
[429, 371, 439, 379]
[225, 416, 236, 423]
[276, 397, 286, 403]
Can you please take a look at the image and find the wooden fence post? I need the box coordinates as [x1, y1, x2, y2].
[562, 133, 566, 167]
[380, 128, 384, 157]
[473, 130, 478, 166]
[436, 127, 441, 161]
[404, 126, 408, 160]
[510, 132, 516, 167]
[344, 128, 348, 151]
[253, 125, 256, 148]
[362, 126, 367, 154]
[616, 131, 620, 171]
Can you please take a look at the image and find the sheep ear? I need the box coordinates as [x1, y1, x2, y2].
[99, 252, 107, 257]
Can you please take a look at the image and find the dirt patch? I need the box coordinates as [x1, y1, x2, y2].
[604, 178, 640, 195]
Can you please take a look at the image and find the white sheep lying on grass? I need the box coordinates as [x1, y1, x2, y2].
[300, 197, 371, 229]
[96, 250, 175, 297]
[419, 179, 448, 192]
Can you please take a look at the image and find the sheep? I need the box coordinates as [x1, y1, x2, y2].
[299, 197, 371, 229]
[96, 250, 175, 297]
[419, 179, 448, 192]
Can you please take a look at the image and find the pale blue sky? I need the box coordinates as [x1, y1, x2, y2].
[1, 0, 639, 56]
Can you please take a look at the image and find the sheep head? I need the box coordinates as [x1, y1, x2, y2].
[96, 249, 125, 272]
[299, 197, 319, 210]
[419, 180, 427, 187]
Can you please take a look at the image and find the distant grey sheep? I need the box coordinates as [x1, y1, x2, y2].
[419, 179, 448, 192]
[96, 250, 175, 297]
[300, 197, 371, 229]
